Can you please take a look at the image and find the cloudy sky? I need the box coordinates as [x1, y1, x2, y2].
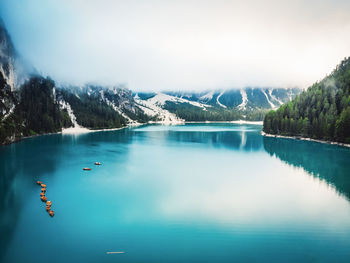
[1, 0, 350, 91]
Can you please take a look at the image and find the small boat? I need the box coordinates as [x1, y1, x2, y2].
[46, 201, 52, 206]
[40, 192, 45, 196]
[37, 181, 42, 185]
[46, 206, 51, 211]
[41, 196, 47, 202]
[83, 168, 91, 171]
[41, 184, 47, 188]
[49, 210, 54, 217]
[94, 162, 101, 165]
[41, 188, 46, 193]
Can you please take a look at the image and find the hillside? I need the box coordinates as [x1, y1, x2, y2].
[0, 20, 146, 144]
[0, 18, 301, 144]
[263, 57, 350, 143]
[135, 87, 301, 122]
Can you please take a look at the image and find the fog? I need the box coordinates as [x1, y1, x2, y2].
[1, 0, 350, 91]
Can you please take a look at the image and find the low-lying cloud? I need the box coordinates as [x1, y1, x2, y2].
[1, 0, 350, 91]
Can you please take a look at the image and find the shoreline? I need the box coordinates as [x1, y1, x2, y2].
[6, 124, 134, 145]
[136, 120, 263, 125]
[185, 120, 263, 125]
[2, 120, 263, 146]
[261, 131, 350, 148]
[61, 125, 129, 135]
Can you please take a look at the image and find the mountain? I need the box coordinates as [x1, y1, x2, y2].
[263, 57, 350, 144]
[0, 20, 146, 144]
[0, 19, 18, 123]
[56, 85, 150, 129]
[134, 87, 301, 122]
[0, 19, 301, 144]
[164, 88, 299, 109]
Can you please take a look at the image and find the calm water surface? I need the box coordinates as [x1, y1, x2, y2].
[1, 123, 350, 262]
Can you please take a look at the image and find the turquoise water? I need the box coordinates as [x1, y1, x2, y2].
[1, 123, 350, 263]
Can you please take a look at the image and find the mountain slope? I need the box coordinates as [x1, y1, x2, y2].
[263, 57, 350, 144]
[0, 19, 17, 122]
[135, 88, 301, 122]
[0, 18, 302, 145]
[57, 85, 150, 129]
[163, 87, 300, 109]
[0, 20, 146, 144]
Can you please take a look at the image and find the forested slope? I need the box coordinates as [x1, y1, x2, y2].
[263, 57, 350, 143]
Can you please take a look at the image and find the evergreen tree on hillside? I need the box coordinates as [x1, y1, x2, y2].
[263, 57, 350, 143]
[0, 76, 72, 143]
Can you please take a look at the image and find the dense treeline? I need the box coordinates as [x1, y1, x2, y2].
[164, 101, 241, 121]
[245, 109, 269, 121]
[122, 108, 153, 123]
[263, 57, 350, 143]
[18, 77, 72, 133]
[0, 76, 72, 143]
[58, 90, 126, 129]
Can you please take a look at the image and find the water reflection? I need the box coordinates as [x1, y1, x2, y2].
[0, 129, 133, 261]
[0, 137, 62, 261]
[125, 125, 350, 228]
[133, 124, 264, 151]
[263, 136, 350, 200]
[1, 125, 350, 263]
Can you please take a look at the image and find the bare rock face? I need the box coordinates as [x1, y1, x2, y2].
[0, 19, 147, 144]
[0, 19, 17, 121]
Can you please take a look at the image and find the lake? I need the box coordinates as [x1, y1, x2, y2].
[1, 123, 350, 263]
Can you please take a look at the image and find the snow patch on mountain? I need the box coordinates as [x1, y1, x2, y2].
[199, 91, 214, 102]
[216, 91, 227, 108]
[268, 89, 283, 105]
[59, 100, 90, 133]
[135, 93, 185, 124]
[147, 93, 210, 109]
[1, 104, 14, 121]
[104, 96, 139, 125]
[261, 89, 276, 109]
[237, 89, 248, 110]
[0, 62, 15, 91]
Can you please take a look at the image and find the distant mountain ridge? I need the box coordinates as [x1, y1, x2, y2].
[163, 87, 300, 109]
[0, 19, 18, 122]
[0, 20, 149, 144]
[0, 19, 301, 144]
[134, 88, 301, 122]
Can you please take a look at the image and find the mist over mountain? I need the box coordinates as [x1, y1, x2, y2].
[0, 17, 303, 144]
[1, 0, 350, 91]
[263, 57, 350, 144]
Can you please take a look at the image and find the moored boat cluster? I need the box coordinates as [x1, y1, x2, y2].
[83, 162, 102, 171]
[36, 181, 54, 217]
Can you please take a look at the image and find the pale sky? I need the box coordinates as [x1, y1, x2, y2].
[1, 0, 350, 91]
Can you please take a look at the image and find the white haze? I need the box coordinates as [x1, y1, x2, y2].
[1, 0, 350, 91]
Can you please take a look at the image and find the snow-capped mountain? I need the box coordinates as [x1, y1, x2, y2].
[0, 20, 147, 144]
[0, 19, 17, 122]
[134, 92, 213, 124]
[163, 87, 301, 110]
[133, 88, 301, 122]
[56, 84, 149, 129]
[0, 18, 302, 144]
